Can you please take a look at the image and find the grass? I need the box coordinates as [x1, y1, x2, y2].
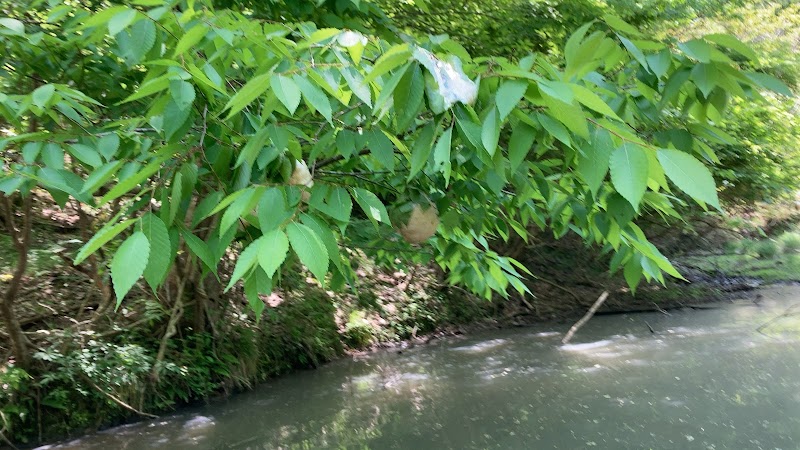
[681, 252, 800, 282]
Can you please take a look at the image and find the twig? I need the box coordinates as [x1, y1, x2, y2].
[562, 291, 610, 344]
[652, 302, 672, 316]
[83, 376, 157, 419]
[645, 321, 655, 334]
[756, 302, 800, 334]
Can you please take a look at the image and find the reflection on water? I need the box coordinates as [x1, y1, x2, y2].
[39, 286, 800, 449]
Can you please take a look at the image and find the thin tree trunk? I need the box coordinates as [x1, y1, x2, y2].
[1, 194, 33, 368]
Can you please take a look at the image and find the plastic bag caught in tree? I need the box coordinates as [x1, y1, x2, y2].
[413, 47, 477, 109]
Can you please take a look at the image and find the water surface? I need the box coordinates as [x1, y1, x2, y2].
[41, 286, 800, 449]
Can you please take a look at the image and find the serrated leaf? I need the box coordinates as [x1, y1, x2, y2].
[42, 143, 64, 169]
[181, 230, 218, 275]
[311, 186, 352, 222]
[270, 74, 301, 115]
[32, 84, 55, 109]
[432, 126, 453, 184]
[578, 128, 614, 195]
[657, 148, 720, 209]
[97, 134, 120, 160]
[111, 231, 149, 306]
[496, 80, 528, 121]
[286, 222, 328, 282]
[352, 188, 390, 225]
[120, 76, 170, 104]
[220, 187, 261, 236]
[162, 100, 191, 141]
[705, 34, 758, 62]
[22, 142, 41, 163]
[140, 213, 171, 290]
[481, 107, 500, 156]
[293, 74, 332, 123]
[99, 155, 168, 205]
[258, 187, 294, 232]
[408, 122, 436, 180]
[68, 144, 102, 168]
[678, 39, 711, 63]
[257, 228, 289, 277]
[623, 255, 643, 294]
[508, 123, 535, 169]
[364, 43, 411, 84]
[609, 142, 649, 209]
[108, 8, 136, 36]
[570, 84, 622, 121]
[80, 160, 123, 195]
[745, 72, 793, 97]
[173, 23, 208, 57]
[170, 80, 195, 110]
[394, 64, 424, 130]
[225, 237, 262, 291]
[74, 219, 136, 265]
[224, 72, 271, 119]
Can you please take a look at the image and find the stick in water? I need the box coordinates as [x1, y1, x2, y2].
[562, 291, 610, 344]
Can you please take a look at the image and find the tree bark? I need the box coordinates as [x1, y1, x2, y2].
[1, 194, 33, 368]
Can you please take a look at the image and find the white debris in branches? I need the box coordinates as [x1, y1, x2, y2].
[337, 30, 368, 48]
[413, 47, 478, 109]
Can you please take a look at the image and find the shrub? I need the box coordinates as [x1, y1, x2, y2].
[779, 232, 800, 253]
[754, 240, 779, 259]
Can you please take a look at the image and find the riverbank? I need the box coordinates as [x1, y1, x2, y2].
[2, 205, 797, 447]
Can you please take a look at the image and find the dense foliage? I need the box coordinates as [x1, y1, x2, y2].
[0, 0, 793, 443]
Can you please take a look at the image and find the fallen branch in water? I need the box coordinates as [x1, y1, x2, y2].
[756, 302, 800, 335]
[83, 376, 158, 419]
[562, 291, 609, 344]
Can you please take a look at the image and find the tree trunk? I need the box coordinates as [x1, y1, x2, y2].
[1, 194, 33, 368]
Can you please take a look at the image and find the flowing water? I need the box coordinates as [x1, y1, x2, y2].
[40, 286, 800, 449]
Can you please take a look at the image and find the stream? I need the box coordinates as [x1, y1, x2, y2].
[39, 285, 800, 449]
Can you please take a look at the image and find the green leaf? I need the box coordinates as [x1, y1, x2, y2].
[678, 39, 712, 63]
[80, 160, 123, 195]
[481, 107, 500, 156]
[99, 155, 168, 205]
[495, 80, 528, 121]
[705, 34, 758, 62]
[169, 80, 195, 110]
[0, 18, 25, 36]
[173, 23, 208, 57]
[120, 76, 170, 104]
[270, 74, 301, 115]
[394, 64, 424, 130]
[111, 231, 149, 305]
[364, 43, 411, 84]
[293, 75, 332, 124]
[286, 222, 328, 282]
[623, 255, 643, 294]
[258, 228, 289, 278]
[97, 134, 120, 160]
[67, 144, 102, 168]
[408, 122, 436, 180]
[108, 8, 136, 36]
[162, 100, 191, 141]
[42, 143, 64, 169]
[609, 142, 649, 209]
[432, 126, 453, 184]
[603, 14, 641, 36]
[225, 237, 262, 291]
[311, 186, 352, 223]
[140, 213, 171, 290]
[224, 72, 272, 119]
[74, 219, 136, 265]
[745, 72, 793, 97]
[570, 84, 622, 121]
[32, 84, 55, 109]
[258, 188, 294, 231]
[657, 148, 720, 209]
[507, 123, 535, 169]
[578, 128, 614, 195]
[22, 142, 41, 163]
[352, 188, 390, 225]
[220, 187, 261, 236]
[181, 230, 218, 274]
